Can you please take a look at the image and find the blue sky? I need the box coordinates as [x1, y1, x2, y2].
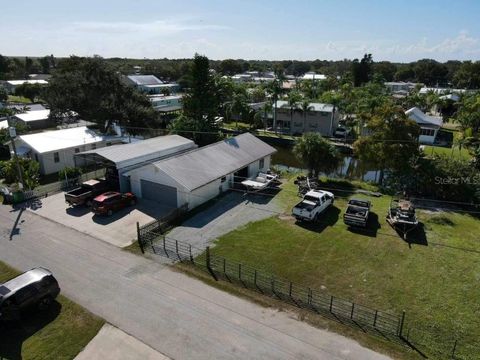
[1, 0, 479, 62]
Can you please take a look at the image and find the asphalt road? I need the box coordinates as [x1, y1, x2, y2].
[0, 205, 390, 360]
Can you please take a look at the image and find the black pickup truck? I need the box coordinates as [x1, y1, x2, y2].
[65, 179, 109, 207]
[343, 199, 371, 228]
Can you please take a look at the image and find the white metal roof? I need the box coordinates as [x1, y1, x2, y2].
[0, 120, 8, 130]
[78, 135, 196, 168]
[18, 126, 106, 154]
[302, 73, 327, 81]
[406, 107, 443, 127]
[6, 79, 48, 86]
[275, 100, 334, 112]
[150, 133, 277, 191]
[127, 75, 163, 86]
[14, 109, 50, 122]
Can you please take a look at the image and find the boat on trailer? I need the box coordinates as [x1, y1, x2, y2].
[386, 198, 419, 239]
[241, 172, 279, 192]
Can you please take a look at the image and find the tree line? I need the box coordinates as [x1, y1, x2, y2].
[2, 54, 480, 89]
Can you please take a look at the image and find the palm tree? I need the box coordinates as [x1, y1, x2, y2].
[259, 101, 273, 132]
[282, 91, 302, 134]
[299, 99, 314, 133]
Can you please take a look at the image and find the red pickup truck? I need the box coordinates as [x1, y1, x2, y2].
[64, 179, 109, 207]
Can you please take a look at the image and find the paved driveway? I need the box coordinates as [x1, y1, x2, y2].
[0, 206, 390, 360]
[27, 192, 172, 247]
[167, 191, 281, 252]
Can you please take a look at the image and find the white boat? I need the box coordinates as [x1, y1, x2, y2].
[241, 172, 279, 192]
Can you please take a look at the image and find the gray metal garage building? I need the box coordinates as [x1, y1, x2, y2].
[125, 133, 277, 210]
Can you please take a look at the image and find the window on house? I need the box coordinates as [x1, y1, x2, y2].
[34, 153, 39, 162]
[53, 152, 60, 163]
[91, 143, 96, 150]
[74, 148, 80, 153]
[421, 128, 435, 136]
[221, 176, 227, 183]
[259, 158, 265, 169]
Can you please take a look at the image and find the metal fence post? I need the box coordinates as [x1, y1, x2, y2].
[289, 282, 292, 298]
[238, 263, 242, 281]
[451, 339, 458, 359]
[205, 246, 218, 281]
[175, 240, 180, 260]
[254, 270, 257, 287]
[329, 296, 334, 312]
[350, 303, 355, 319]
[223, 258, 226, 275]
[373, 310, 378, 327]
[307, 288, 312, 306]
[163, 236, 167, 257]
[398, 311, 406, 337]
[136, 222, 144, 254]
[189, 244, 193, 262]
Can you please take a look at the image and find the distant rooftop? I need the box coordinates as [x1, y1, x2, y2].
[126, 75, 163, 86]
[275, 100, 334, 112]
[406, 107, 443, 127]
[6, 79, 48, 86]
[301, 72, 327, 81]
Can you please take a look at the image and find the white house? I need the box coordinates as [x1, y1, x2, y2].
[122, 75, 179, 94]
[405, 107, 443, 145]
[76, 135, 197, 192]
[125, 133, 277, 210]
[13, 109, 54, 130]
[274, 101, 339, 136]
[149, 94, 183, 115]
[2, 79, 48, 94]
[10, 126, 122, 175]
[301, 72, 327, 81]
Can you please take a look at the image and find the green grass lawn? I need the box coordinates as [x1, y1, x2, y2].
[422, 145, 471, 160]
[207, 178, 480, 359]
[0, 262, 104, 360]
[7, 95, 31, 104]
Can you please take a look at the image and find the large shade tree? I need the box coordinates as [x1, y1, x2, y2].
[293, 133, 342, 177]
[353, 102, 420, 184]
[43, 56, 156, 133]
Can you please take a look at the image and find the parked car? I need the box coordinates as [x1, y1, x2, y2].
[343, 198, 371, 228]
[334, 126, 351, 138]
[292, 190, 334, 221]
[0, 268, 60, 321]
[65, 179, 110, 207]
[92, 191, 136, 216]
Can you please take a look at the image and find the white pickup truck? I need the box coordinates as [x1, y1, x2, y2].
[292, 190, 335, 222]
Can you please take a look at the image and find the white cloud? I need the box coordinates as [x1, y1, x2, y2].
[69, 19, 229, 35]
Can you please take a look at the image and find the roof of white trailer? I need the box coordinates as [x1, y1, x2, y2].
[406, 107, 443, 127]
[19, 126, 105, 153]
[150, 133, 277, 191]
[14, 109, 50, 122]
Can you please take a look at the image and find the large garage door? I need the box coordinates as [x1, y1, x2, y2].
[140, 180, 178, 208]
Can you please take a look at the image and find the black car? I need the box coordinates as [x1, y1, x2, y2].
[0, 267, 60, 321]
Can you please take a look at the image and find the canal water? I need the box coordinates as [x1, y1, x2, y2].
[271, 144, 380, 183]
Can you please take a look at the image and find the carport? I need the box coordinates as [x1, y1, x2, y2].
[75, 135, 197, 193]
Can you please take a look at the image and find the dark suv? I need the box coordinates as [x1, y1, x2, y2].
[0, 268, 60, 321]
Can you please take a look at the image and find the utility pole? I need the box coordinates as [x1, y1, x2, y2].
[7, 115, 25, 189]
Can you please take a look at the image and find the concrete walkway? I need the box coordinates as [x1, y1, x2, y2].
[167, 191, 281, 252]
[75, 324, 170, 360]
[0, 205, 390, 360]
